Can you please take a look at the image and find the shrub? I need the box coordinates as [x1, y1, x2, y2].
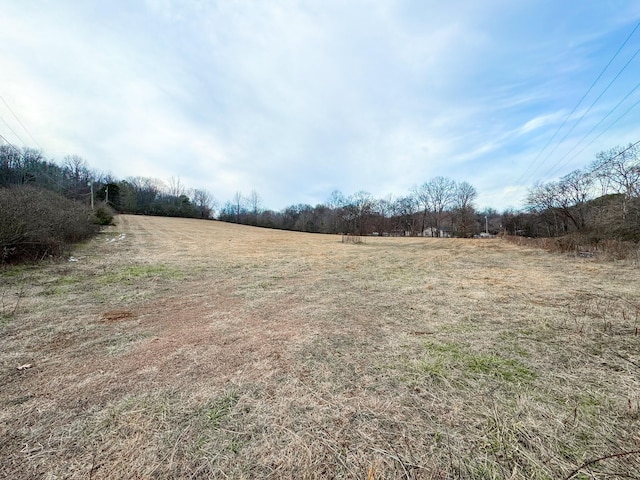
[0, 185, 99, 264]
[93, 203, 115, 225]
[503, 233, 639, 261]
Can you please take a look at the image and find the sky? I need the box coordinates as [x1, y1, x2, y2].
[1, 1, 640, 212]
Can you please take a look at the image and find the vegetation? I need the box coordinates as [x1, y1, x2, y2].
[0, 145, 217, 221]
[0, 185, 98, 263]
[3, 139, 637, 248]
[218, 144, 639, 250]
[219, 179, 481, 237]
[515, 143, 640, 242]
[1, 215, 638, 479]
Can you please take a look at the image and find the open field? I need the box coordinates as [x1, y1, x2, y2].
[1, 215, 639, 479]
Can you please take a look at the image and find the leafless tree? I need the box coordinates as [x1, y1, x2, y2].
[62, 155, 91, 184]
[167, 176, 186, 198]
[526, 176, 590, 236]
[416, 176, 457, 236]
[591, 144, 640, 218]
[248, 189, 262, 224]
[325, 190, 347, 232]
[374, 194, 395, 235]
[452, 181, 477, 237]
[344, 191, 375, 234]
[192, 189, 216, 219]
[392, 195, 419, 236]
[326, 190, 346, 209]
[558, 170, 594, 229]
[232, 191, 245, 223]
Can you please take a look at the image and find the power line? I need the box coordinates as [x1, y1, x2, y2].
[0, 94, 44, 151]
[0, 132, 23, 156]
[547, 94, 640, 174]
[0, 113, 28, 147]
[542, 77, 640, 179]
[516, 19, 640, 185]
[532, 43, 640, 177]
[1, 132, 66, 187]
[593, 139, 640, 170]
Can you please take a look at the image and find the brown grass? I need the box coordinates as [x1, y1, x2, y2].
[1, 215, 639, 479]
[504, 233, 640, 262]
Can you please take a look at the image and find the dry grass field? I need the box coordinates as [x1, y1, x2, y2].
[1, 215, 639, 479]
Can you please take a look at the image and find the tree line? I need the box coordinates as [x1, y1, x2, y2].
[3, 141, 638, 244]
[219, 178, 486, 237]
[513, 143, 640, 242]
[1, 145, 218, 262]
[218, 144, 639, 243]
[0, 145, 217, 220]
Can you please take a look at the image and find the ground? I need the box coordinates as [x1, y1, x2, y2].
[1, 215, 639, 479]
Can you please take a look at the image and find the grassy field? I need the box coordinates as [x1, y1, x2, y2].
[1, 215, 639, 479]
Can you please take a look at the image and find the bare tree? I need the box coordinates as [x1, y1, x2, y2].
[392, 195, 419, 236]
[342, 191, 375, 235]
[526, 181, 564, 236]
[232, 191, 245, 223]
[527, 169, 596, 236]
[374, 194, 395, 235]
[325, 190, 347, 232]
[452, 181, 477, 237]
[591, 144, 640, 218]
[417, 177, 457, 236]
[192, 189, 216, 219]
[62, 154, 93, 201]
[558, 170, 594, 230]
[167, 176, 186, 198]
[326, 190, 346, 209]
[247, 190, 262, 224]
[63, 155, 91, 184]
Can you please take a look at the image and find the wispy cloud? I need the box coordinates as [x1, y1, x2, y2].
[1, 1, 639, 211]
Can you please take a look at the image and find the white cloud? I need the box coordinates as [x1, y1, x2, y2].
[1, 0, 640, 211]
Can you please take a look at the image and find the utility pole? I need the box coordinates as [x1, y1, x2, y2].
[88, 181, 94, 210]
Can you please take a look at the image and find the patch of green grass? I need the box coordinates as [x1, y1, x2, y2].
[411, 340, 537, 384]
[557, 427, 598, 464]
[98, 264, 183, 285]
[203, 391, 239, 428]
[466, 353, 536, 382]
[0, 312, 11, 327]
[41, 274, 83, 296]
[417, 359, 447, 379]
[0, 264, 32, 277]
[424, 340, 465, 359]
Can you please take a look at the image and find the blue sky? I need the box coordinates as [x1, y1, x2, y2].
[1, 1, 640, 211]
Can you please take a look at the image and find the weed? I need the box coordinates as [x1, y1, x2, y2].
[204, 391, 239, 428]
[0, 280, 24, 322]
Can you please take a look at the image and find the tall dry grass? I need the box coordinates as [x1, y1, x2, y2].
[503, 233, 640, 262]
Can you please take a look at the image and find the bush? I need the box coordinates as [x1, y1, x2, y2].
[0, 185, 99, 264]
[503, 233, 639, 261]
[93, 203, 115, 225]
